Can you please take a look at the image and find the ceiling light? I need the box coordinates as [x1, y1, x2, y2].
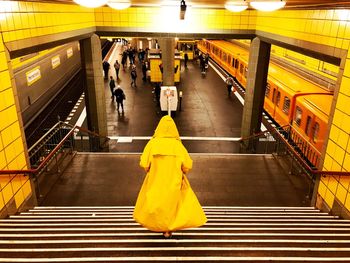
[73, 0, 108, 8]
[225, 1, 248, 12]
[107, 0, 131, 10]
[250, 0, 286, 11]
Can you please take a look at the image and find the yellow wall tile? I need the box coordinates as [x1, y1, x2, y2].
[324, 190, 335, 207]
[0, 192, 4, 211]
[346, 195, 350, 211]
[318, 180, 327, 198]
[14, 188, 24, 208]
[336, 184, 348, 204]
[1, 183, 13, 204]
[327, 177, 339, 195]
[343, 153, 350, 172]
[0, 150, 6, 170]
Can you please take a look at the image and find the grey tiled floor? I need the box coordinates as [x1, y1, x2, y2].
[42, 153, 310, 207]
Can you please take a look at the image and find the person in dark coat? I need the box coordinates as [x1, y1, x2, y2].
[121, 51, 128, 70]
[142, 62, 147, 81]
[114, 60, 120, 80]
[154, 82, 161, 106]
[114, 85, 125, 113]
[109, 76, 116, 99]
[184, 53, 189, 68]
[131, 66, 137, 87]
[103, 61, 110, 79]
[225, 76, 234, 97]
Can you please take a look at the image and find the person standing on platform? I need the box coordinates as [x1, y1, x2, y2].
[103, 61, 110, 79]
[133, 116, 207, 238]
[184, 53, 189, 68]
[121, 51, 128, 71]
[225, 76, 234, 97]
[114, 60, 120, 80]
[114, 85, 125, 113]
[154, 82, 161, 106]
[142, 62, 147, 81]
[130, 65, 137, 87]
[109, 76, 116, 99]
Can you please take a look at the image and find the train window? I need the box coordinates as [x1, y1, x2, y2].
[235, 59, 239, 69]
[283, 96, 290, 114]
[294, 106, 302, 126]
[240, 64, 243, 74]
[312, 122, 320, 141]
[265, 84, 271, 98]
[228, 55, 232, 65]
[244, 67, 248, 78]
[276, 91, 281, 106]
[272, 89, 276, 103]
[305, 116, 312, 135]
[223, 52, 227, 63]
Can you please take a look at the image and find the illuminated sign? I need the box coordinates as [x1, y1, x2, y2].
[67, 47, 73, 58]
[51, 55, 61, 69]
[26, 66, 41, 86]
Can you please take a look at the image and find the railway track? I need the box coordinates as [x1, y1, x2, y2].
[25, 40, 114, 148]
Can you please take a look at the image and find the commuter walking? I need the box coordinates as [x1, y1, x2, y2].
[130, 65, 137, 87]
[225, 76, 234, 97]
[184, 53, 189, 68]
[133, 116, 207, 238]
[121, 51, 128, 70]
[103, 61, 110, 79]
[114, 60, 120, 80]
[114, 85, 125, 113]
[154, 82, 161, 106]
[142, 61, 147, 81]
[109, 76, 116, 99]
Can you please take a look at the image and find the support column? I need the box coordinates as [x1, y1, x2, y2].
[159, 38, 175, 86]
[80, 34, 107, 137]
[241, 37, 271, 150]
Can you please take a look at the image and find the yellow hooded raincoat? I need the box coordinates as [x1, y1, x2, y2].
[133, 116, 207, 232]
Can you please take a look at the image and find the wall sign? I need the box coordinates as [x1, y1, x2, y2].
[26, 66, 41, 86]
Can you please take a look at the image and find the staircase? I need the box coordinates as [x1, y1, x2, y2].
[1, 206, 350, 262]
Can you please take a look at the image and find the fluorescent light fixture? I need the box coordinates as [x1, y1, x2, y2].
[107, 0, 131, 10]
[73, 0, 108, 8]
[180, 0, 187, 20]
[225, 1, 248, 12]
[250, 0, 286, 11]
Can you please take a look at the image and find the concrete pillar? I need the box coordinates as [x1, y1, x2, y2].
[80, 34, 107, 138]
[159, 38, 175, 86]
[241, 37, 271, 150]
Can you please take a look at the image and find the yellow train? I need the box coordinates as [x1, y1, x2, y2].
[198, 40, 333, 167]
[176, 40, 196, 60]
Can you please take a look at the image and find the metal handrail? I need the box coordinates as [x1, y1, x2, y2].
[0, 122, 110, 176]
[239, 125, 350, 177]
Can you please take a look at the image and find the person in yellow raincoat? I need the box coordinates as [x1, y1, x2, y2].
[133, 115, 207, 237]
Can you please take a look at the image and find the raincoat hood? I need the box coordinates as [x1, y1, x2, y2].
[153, 116, 180, 140]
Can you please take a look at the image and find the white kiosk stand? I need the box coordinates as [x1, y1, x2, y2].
[160, 86, 178, 116]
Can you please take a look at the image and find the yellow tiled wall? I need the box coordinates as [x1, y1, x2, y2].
[94, 7, 257, 32]
[0, 32, 32, 212]
[0, 1, 95, 43]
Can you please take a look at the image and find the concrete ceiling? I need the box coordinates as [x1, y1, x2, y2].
[37, 0, 350, 9]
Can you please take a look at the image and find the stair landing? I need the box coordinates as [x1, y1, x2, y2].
[42, 153, 310, 207]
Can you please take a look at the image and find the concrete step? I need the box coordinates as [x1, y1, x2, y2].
[0, 206, 349, 262]
[1, 246, 350, 258]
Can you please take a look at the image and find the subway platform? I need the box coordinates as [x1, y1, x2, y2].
[41, 43, 311, 207]
[78, 43, 245, 153]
